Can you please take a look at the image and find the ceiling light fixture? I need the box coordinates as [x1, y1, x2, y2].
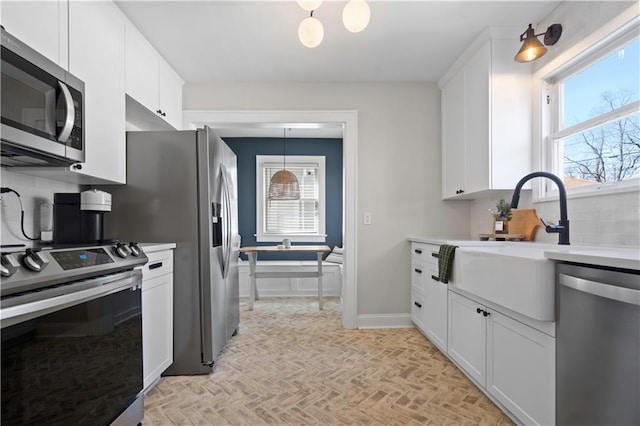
[342, 0, 371, 33]
[514, 23, 563, 63]
[297, 0, 323, 12]
[296, 0, 370, 48]
[298, 10, 324, 49]
[268, 129, 300, 201]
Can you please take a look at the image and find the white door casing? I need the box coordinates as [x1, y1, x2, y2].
[183, 110, 358, 329]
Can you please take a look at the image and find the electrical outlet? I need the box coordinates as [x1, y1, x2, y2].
[363, 212, 372, 225]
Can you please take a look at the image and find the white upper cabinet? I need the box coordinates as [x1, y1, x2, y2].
[439, 28, 533, 200]
[1, 0, 68, 69]
[6, 0, 128, 185]
[68, 0, 126, 184]
[125, 22, 157, 111]
[125, 22, 184, 129]
[158, 57, 184, 130]
[441, 68, 466, 198]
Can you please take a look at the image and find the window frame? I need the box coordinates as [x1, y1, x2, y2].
[255, 154, 327, 243]
[534, 11, 640, 201]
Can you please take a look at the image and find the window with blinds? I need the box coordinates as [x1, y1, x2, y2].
[256, 155, 326, 242]
[264, 166, 319, 234]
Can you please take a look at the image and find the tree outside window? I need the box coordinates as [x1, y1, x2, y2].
[551, 37, 640, 189]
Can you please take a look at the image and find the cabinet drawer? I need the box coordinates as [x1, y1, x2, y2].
[142, 249, 174, 280]
[411, 285, 428, 332]
[411, 243, 440, 266]
[411, 261, 440, 291]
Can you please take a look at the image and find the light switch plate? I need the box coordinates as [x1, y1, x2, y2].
[363, 212, 372, 225]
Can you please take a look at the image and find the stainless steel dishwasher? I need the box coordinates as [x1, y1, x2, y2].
[556, 263, 640, 426]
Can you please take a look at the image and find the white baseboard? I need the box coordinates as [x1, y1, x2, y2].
[357, 313, 413, 329]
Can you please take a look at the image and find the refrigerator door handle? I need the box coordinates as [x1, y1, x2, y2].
[221, 165, 232, 279]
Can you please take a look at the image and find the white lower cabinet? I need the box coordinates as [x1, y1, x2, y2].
[141, 247, 174, 391]
[411, 243, 447, 352]
[448, 291, 555, 425]
[447, 290, 486, 384]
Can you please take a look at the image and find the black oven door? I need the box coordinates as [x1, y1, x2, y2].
[0, 29, 84, 166]
[1, 282, 142, 425]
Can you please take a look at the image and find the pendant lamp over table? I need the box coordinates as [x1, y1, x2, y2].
[268, 129, 300, 200]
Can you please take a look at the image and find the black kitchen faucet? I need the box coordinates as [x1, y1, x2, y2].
[511, 171, 570, 245]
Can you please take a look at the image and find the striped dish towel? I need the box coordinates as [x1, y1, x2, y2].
[438, 244, 458, 283]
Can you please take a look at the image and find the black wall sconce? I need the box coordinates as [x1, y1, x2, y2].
[514, 23, 563, 63]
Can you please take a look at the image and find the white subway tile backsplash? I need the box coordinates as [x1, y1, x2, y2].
[1, 170, 81, 247]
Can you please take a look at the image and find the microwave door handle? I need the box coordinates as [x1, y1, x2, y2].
[57, 81, 75, 143]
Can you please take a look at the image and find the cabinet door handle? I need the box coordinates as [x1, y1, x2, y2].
[477, 308, 482, 314]
[414, 249, 423, 254]
[431, 275, 439, 281]
[483, 310, 490, 317]
[414, 301, 422, 308]
[149, 262, 163, 270]
[414, 268, 422, 274]
[431, 253, 439, 258]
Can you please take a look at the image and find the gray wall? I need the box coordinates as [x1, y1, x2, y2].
[183, 82, 470, 316]
[224, 137, 343, 261]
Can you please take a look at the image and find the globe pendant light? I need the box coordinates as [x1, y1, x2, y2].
[342, 0, 370, 33]
[298, 10, 324, 48]
[297, 0, 323, 12]
[268, 129, 300, 200]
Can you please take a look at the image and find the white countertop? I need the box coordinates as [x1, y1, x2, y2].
[543, 246, 640, 271]
[409, 236, 640, 271]
[408, 236, 500, 246]
[139, 242, 177, 253]
[408, 236, 503, 246]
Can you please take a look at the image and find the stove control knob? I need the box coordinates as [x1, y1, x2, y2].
[129, 242, 142, 257]
[115, 242, 131, 258]
[22, 249, 48, 272]
[0, 254, 21, 277]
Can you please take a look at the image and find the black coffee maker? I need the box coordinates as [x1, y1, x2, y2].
[53, 190, 112, 245]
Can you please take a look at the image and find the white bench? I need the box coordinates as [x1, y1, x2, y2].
[238, 260, 342, 298]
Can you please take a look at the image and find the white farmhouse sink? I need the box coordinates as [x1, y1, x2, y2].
[452, 243, 557, 321]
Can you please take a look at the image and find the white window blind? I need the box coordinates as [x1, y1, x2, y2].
[256, 155, 326, 242]
[263, 165, 319, 234]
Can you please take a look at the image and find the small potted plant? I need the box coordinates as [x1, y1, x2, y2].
[491, 198, 512, 234]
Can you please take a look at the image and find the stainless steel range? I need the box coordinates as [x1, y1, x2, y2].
[1, 242, 148, 425]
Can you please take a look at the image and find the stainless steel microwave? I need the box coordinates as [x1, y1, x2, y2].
[1, 28, 84, 167]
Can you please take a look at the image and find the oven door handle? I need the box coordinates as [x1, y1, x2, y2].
[1, 271, 142, 328]
[57, 81, 76, 143]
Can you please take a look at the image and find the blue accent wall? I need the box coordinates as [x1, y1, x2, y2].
[224, 137, 343, 261]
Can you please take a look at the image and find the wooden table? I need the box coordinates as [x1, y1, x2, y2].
[239, 245, 331, 310]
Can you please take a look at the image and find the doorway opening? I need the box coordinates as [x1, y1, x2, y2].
[183, 110, 358, 329]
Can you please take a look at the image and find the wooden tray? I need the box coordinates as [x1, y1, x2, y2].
[479, 209, 544, 242]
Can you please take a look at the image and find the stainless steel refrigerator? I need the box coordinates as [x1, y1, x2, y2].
[105, 127, 240, 375]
